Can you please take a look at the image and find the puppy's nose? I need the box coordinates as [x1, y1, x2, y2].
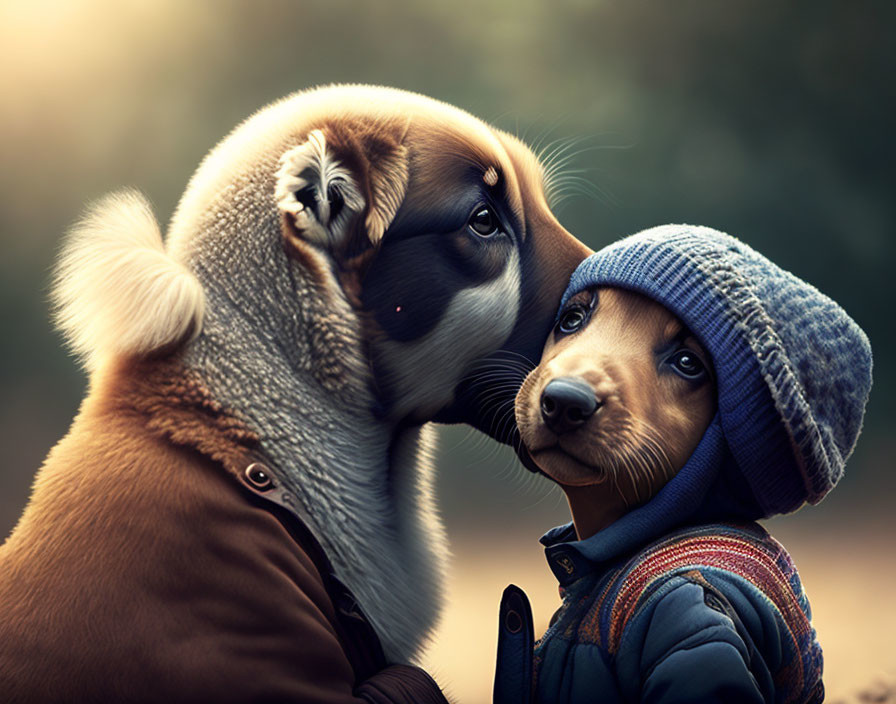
[540, 377, 599, 434]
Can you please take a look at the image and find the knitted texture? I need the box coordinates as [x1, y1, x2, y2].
[561, 225, 872, 517]
[568, 523, 823, 704]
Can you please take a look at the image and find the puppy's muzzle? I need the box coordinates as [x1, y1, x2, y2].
[540, 376, 600, 435]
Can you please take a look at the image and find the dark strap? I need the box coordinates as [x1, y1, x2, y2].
[236, 460, 388, 685]
[494, 584, 534, 704]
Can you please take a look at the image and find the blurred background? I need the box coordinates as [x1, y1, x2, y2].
[1, 1, 893, 700]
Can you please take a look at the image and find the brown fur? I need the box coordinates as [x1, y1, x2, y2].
[0, 357, 446, 702]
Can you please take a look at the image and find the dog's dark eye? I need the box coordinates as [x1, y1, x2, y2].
[669, 349, 707, 380]
[557, 306, 587, 335]
[468, 206, 500, 238]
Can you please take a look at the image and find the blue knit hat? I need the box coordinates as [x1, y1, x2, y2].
[561, 225, 872, 517]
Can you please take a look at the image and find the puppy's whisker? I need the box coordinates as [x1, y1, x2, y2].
[622, 438, 646, 505]
[465, 374, 527, 400]
[466, 382, 525, 400]
[492, 349, 537, 366]
[489, 402, 518, 442]
[465, 373, 527, 391]
[496, 405, 523, 450]
[637, 421, 676, 480]
[473, 381, 519, 403]
[543, 143, 619, 180]
[459, 363, 530, 387]
[472, 361, 534, 381]
[473, 387, 525, 411]
[645, 436, 674, 484]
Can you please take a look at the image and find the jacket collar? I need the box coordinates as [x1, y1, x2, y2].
[95, 356, 388, 681]
[96, 355, 263, 476]
[98, 356, 324, 518]
[540, 417, 730, 587]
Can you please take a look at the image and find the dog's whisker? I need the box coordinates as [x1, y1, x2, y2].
[463, 373, 527, 391]
[458, 363, 531, 387]
[540, 134, 593, 174]
[465, 354, 536, 373]
[543, 142, 622, 179]
[530, 117, 574, 164]
[485, 401, 515, 440]
[550, 176, 619, 209]
[471, 387, 523, 411]
[494, 405, 522, 449]
[469, 378, 520, 400]
[636, 420, 676, 479]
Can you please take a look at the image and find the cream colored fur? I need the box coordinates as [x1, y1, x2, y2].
[275, 129, 365, 248]
[52, 190, 205, 372]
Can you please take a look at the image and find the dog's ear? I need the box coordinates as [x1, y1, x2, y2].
[275, 129, 366, 250]
[362, 135, 409, 246]
[275, 127, 408, 251]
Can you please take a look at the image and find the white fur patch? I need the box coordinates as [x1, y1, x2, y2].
[274, 129, 365, 248]
[380, 248, 522, 421]
[52, 190, 205, 372]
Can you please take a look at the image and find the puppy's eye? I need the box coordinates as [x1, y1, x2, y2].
[468, 205, 500, 238]
[668, 349, 707, 380]
[557, 306, 587, 335]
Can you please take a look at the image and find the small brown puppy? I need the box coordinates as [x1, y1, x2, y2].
[516, 286, 716, 539]
[498, 227, 862, 704]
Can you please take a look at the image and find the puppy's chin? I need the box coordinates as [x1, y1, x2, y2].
[528, 447, 609, 488]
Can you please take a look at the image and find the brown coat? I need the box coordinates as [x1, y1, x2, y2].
[0, 359, 448, 703]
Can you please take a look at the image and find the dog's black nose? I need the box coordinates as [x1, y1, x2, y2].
[540, 377, 599, 434]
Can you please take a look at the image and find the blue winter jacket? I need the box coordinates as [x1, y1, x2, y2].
[494, 444, 824, 704]
[503, 520, 823, 704]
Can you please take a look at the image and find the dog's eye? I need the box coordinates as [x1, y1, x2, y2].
[468, 205, 500, 238]
[668, 349, 707, 380]
[557, 306, 587, 335]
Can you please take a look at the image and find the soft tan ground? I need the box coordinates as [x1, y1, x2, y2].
[423, 517, 896, 704]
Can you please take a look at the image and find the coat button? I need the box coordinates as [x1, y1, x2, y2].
[555, 554, 575, 575]
[244, 462, 274, 490]
[505, 609, 523, 634]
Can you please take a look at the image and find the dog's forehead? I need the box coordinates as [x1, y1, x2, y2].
[167, 85, 549, 258]
[408, 123, 508, 181]
[403, 122, 548, 235]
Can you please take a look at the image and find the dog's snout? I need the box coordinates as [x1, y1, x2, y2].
[540, 377, 600, 434]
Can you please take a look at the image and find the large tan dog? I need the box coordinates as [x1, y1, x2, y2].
[0, 86, 590, 701]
